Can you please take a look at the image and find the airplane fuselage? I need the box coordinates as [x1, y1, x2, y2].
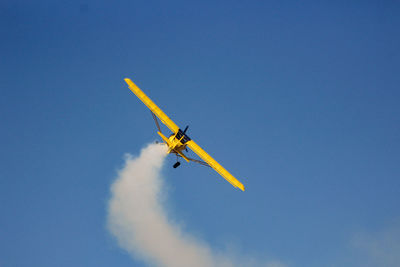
[157, 129, 191, 162]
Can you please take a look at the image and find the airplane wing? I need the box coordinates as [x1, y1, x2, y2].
[124, 78, 179, 133]
[186, 140, 245, 191]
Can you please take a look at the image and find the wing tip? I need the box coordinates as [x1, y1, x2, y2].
[124, 77, 133, 85]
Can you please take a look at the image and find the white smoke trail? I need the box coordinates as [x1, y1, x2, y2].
[107, 143, 284, 267]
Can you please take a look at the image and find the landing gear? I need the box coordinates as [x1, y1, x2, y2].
[173, 154, 181, 168]
[173, 162, 181, 168]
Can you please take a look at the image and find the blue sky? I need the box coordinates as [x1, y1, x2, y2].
[1, 0, 400, 266]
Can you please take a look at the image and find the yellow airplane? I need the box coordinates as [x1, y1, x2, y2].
[124, 78, 245, 191]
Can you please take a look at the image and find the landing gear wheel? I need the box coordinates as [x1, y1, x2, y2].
[173, 162, 181, 168]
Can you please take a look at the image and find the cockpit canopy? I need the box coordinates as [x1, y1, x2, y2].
[175, 129, 191, 144]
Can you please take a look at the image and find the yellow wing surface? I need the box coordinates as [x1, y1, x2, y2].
[124, 78, 179, 133]
[125, 77, 245, 191]
[186, 140, 245, 191]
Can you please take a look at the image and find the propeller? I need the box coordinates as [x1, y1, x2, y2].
[183, 125, 189, 134]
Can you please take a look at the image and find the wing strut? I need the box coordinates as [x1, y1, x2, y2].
[151, 111, 162, 133]
[176, 153, 211, 167]
[188, 157, 211, 167]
